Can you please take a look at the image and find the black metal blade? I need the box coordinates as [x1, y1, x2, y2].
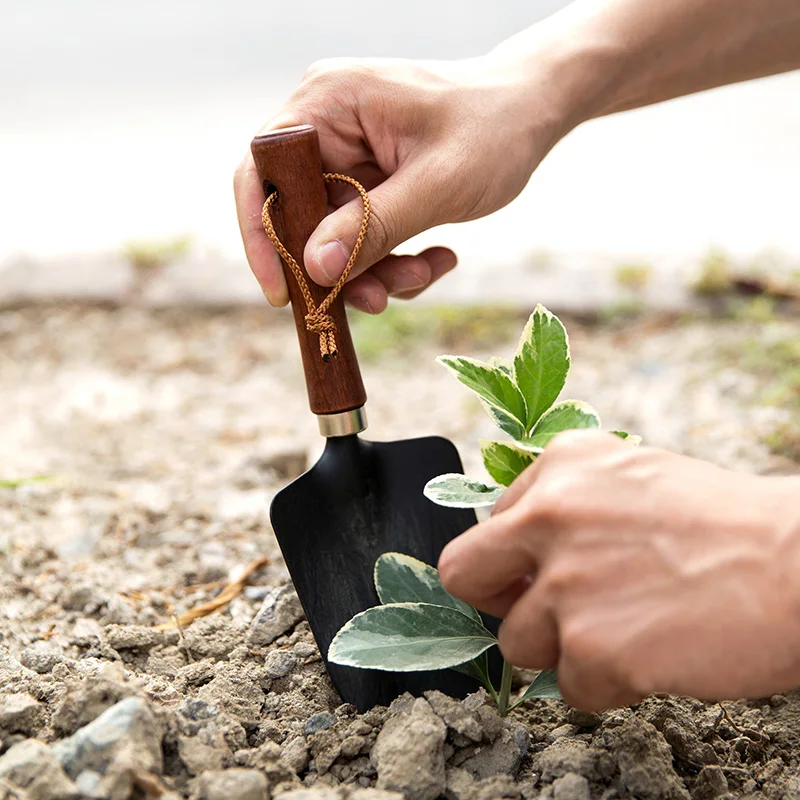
[270, 434, 501, 710]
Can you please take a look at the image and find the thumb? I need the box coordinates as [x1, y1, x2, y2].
[304, 161, 443, 286]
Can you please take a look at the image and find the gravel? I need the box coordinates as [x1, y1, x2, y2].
[0, 303, 796, 799]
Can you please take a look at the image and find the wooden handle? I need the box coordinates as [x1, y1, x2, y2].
[251, 126, 367, 417]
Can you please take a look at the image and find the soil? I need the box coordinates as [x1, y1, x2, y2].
[0, 303, 797, 800]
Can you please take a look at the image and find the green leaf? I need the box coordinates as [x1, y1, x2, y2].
[328, 603, 497, 672]
[452, 651, 493, 690]
[477, 401, 527, 441]
[0, 475, 54, 489]
[374, 553, 481, 623]
[513, 305, 570, 432]
[612, 430, 643, 446]
[480, 440, 535, 487]
[423, 474, 504, 509]
[437, 356, 527, 439]
[522, 400, 601, 449]
[488, 356, 514, 378]
[511, 669, 562, 707]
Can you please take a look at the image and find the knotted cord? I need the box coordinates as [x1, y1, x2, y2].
[261, 174, 370, 361]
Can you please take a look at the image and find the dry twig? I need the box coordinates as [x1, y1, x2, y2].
[152, 556, 269, 632]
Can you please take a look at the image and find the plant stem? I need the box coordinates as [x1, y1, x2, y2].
[475, 660, 500, 706]
[497, 658, 514, 717]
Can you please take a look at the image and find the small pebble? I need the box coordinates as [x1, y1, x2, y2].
[20, 641, 64, 674]
[552, 772, 590, 800]
[340, 735, 366, 758]
[264, 650, 298, 678]
[293, 642, 317, 659]
[303, 713, 337, 735]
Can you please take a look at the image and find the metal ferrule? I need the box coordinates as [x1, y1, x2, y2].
[317, 406, 368, 438]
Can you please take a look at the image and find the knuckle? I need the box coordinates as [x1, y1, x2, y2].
[302, 57, 343, 80]
[365, 202, 395, 257]
[302, 57, 375, 87]
[537, 560, 583, 602]
[545, 428, 592, 456]
[560, 621, 612, 669]
[522, 477, 575, 526]
[497, 627, 534, 669]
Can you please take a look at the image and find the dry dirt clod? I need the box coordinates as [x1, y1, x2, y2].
[349, 790, 405, 800]
[19, 641, 65, 675]
[247, 584, 305, 647]
[51, 678, 136, 738]
[273, 790, 342, 800]
[550, 772, 591, 800]
[533, 739, 613, 785]
[371, 697, 447, 800]
[196, 767, 269, 800]
[0, 693, 45, 738]
[264, 650, 298, 678]
[605, 717, 691, 800]
[280, 736, 310, 774]
[0, 739, 80, 800]
[52, 696, 162, 799]
[424, 690, 484, 743]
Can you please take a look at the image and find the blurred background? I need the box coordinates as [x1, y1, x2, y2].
[2, 0, 799, 307]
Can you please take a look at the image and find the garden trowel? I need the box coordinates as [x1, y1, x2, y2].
[252, 126, 498, 711]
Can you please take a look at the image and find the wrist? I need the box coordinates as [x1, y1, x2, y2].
[484, 11, 633, 135]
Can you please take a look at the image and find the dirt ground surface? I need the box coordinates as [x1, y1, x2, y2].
[0, 303, 797, 800]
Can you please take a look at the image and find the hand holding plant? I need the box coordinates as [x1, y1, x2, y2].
[330, 305, 639, 714]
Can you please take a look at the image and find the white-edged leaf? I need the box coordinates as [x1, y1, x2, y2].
[437, 356, 527, 439]
[480, 440, 535, 487]
[424, 474, 504, 509]
[523, 400, 601, 449]
[612, 430, 642, 446]
[512, 669, 562, 706]
[478, 399, 528, 441]
[488, 356, 514, 378]
[374, 552, 481, 623]
[328, 603, 497, 672]
[513, 305, 570, 431]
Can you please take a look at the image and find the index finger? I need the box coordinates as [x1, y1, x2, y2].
[438, 505, 540, 613]
[233, 149, 288, 307]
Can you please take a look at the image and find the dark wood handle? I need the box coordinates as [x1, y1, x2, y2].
[251, 126, 366, 416]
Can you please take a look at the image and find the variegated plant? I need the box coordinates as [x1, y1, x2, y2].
[329, 552, 560, 716]
[426, 304, 638, 506]
[328, 305, 638, 714]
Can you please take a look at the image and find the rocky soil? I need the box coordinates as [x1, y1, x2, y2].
[0, 303, 797, 800]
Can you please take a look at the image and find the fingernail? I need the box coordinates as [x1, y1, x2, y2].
[262, 288, 288, 307]
[390, 269, 428, 295]
[316, 240, 349, 285]
[348, 296, 375, 315]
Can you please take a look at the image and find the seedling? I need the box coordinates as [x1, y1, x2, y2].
[329, 304, 638, 714]
[330, 551, 559, 715]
